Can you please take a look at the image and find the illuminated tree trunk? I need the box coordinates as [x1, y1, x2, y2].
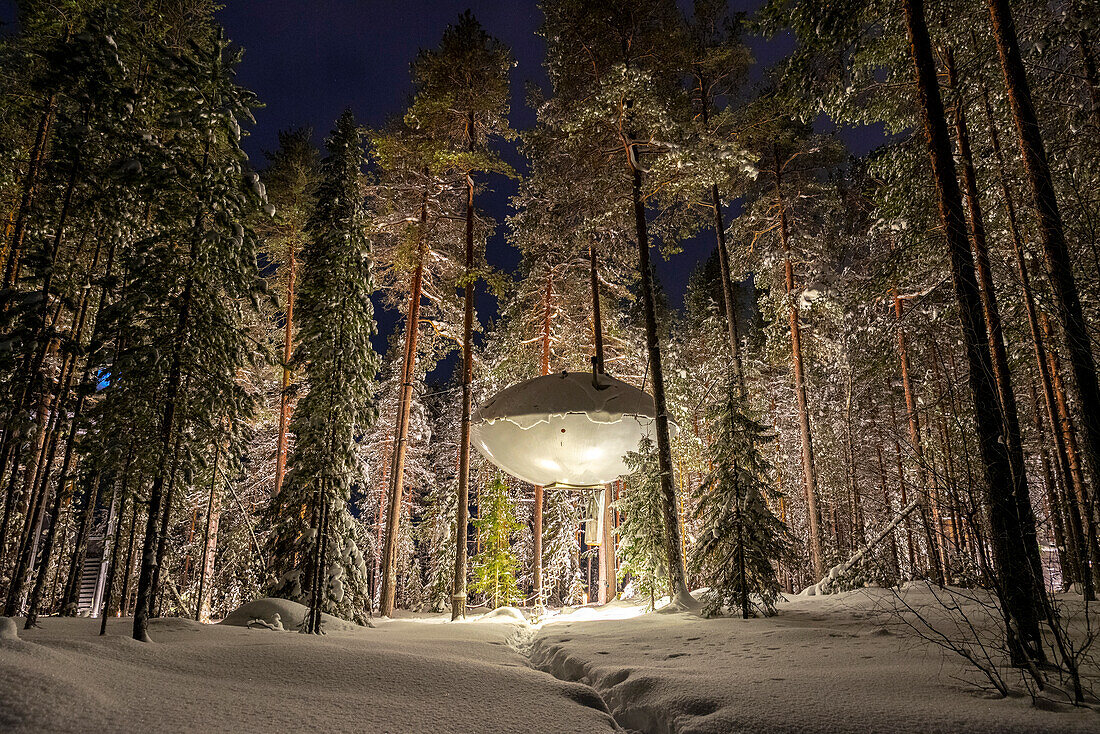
[903, 0, 1043, 657]
[379, 191, 430, 617]
[195, 440, 221, 621]
[451, 172, 476, 621]
[985, 87, 1095, 598]
[774, 151, 824, 581]
[98, 489, 128, 635]
[889, 403, 918, 572]
[892, 295, 944, 585]
[711, 184, 745, 396]
[133, 278, 191, 642]
[630, 151, 693, 608]
[943, 49, 1041, 581]
[273, 244, 297, 496]
[986, 0, 1100, 527]
[1028, 374, 1073, 586]
[532, 269, 553, 605]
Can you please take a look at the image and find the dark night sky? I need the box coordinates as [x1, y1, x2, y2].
[206, 0, 801, 355]
[1, 1, 884, 369]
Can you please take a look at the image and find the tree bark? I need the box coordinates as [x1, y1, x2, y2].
[774, 149, 825, 582]
[451, 172, 477, 621]
[903, 0, 1043, 659]
[893, 295, 945, 584]
[379, 191, 430, 617]
[99, 489, 128, 636]
[986, 0, 1100, 529]
[133, 279, 191, 642]
[982, 85, 1096, 597]
[630, 155, 693, 607]
[273, 244, 297, 496]
[3, 94, 56, 288]
[943, 48, 1042, 583]
[195, 439, 221, 621]
[711, 185, 745, 396]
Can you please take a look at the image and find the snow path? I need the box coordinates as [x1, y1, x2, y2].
[530, 590, 1100, 734]
[0, 614, 618, 733]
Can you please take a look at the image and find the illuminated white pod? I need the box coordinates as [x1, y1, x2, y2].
[471, 371, 662, 489]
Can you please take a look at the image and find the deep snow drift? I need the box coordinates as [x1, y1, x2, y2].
[2, 588, 1097, 733]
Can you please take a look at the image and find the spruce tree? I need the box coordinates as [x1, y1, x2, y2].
[616, 438, 669, 608]
[692, 380, 791, 618]
[470, 475, 523, 609]
[266, 110, 378, 627]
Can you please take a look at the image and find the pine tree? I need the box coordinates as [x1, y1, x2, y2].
[470, 475, 523, 609]
[692, 380, 791, 618]
[266, 110, 378, 627]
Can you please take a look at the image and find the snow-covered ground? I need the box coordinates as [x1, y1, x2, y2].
[532, 587, 1099, 733]
[0, 603, 615, 733]
[2, 589, 1097, 733]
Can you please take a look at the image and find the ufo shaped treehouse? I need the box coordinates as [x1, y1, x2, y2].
[471, 370, 661, 489]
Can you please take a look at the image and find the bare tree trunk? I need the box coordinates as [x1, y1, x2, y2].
[943, 49, 1043, 584]
[60, 471, 100, 615]
[133, 279, 191, 642]
[379, 192, 430, 617]
[1043, 312, 1100, 589]
[274, 244, 296, 496]
[195, 440, 220, 621]
[629, 152, 693, 608]
[99, 489, 128, 636]
[986, 0, 1100, 526]
[889, 403, 918, 573]
[893, 296, 945, 585]
[903, 0, 1043, 659]
[711, 185, 745, 396]
[775, 151, 825, 581]
[451, 172, 477, 621]
[532, 269, 554, 606]
[983, 90, 1097, 598]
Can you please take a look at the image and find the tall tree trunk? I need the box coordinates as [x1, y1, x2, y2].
[889, 402, 918, 573]
[943, 49, 1042, 583]
[98, 489, 129, 635]
[195, 439, 220, 621]
[711, 185, 746, 396]
[274, 244, 297, 496]
[629, 151, 693, 607]
[530, 268, 556, 607]
[774, 150, 825, 581]
[133, 279, 192, 642]
[903, 0, 1043, 659]
[60, 471, 100, 615]
[893, 295, 945, 584]
[3, 94, 56, 288]
[986, 0, 1100, 522]
[379, 192, 430, 617]
[982, 85, 1096, 597]
[451, 172, 477, 621]
[1043, 312, 1100, 587]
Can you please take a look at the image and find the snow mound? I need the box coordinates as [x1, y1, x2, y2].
[219, 597, 360, 633]
[0, 617, 18, 641]
[477, 606, 527, 623]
